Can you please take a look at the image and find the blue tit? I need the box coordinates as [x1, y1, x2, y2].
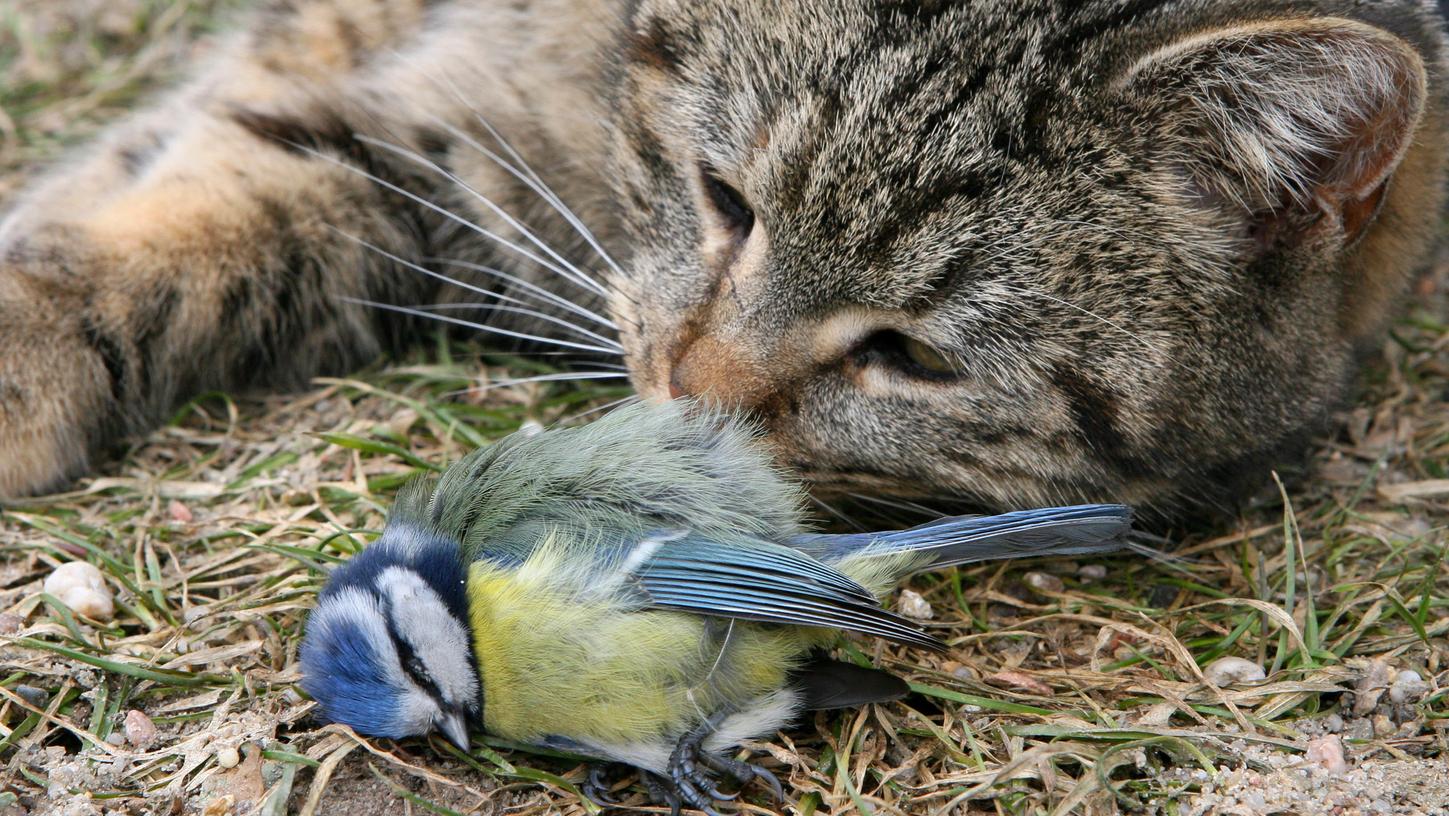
[300, 401, 1133, 813]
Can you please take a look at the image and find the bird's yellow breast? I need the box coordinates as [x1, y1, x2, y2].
[466, 544, 807, 746]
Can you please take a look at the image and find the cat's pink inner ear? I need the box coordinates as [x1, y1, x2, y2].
[1125, 18, 1428, 243]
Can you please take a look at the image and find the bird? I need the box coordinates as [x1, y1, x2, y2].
[299, 400, 1133, 813]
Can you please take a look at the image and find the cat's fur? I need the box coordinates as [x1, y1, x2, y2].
[1, 0, 1445, 516]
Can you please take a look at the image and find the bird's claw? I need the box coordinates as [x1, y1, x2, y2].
[700, 751, 784, 803]
[653, 712, 782, 814]
[644, 772, 684, 816]
[582, 763, 627, 806]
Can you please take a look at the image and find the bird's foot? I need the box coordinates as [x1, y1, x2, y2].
[655, 712, 783, 815]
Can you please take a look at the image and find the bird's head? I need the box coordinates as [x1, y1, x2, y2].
[300, 523, 479, 750]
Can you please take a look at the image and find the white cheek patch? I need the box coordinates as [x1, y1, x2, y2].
[397, 687, 440, 736]
[376, 567, 479, 709]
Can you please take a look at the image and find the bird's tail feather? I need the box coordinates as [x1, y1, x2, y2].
[802, 504, 1132, 569]
[880, 504, 1132, 569]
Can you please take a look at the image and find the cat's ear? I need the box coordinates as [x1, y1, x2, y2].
[1123, 18, 1427, 247]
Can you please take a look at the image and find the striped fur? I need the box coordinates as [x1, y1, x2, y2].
[1, 0, 1445, 517]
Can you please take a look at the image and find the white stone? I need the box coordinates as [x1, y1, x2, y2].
[897, 589, 934, 620]
[215, 746, 240, 769]
[44, 562, 115, 622]
[1203, 656, 1266, 686]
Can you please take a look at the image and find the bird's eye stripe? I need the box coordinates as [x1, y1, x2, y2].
[382, 604, 444, 698]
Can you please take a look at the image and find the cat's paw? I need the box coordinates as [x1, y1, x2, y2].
[0, 274, 112, 499]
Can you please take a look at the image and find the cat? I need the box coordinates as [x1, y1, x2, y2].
[0, 0, 1444, 518]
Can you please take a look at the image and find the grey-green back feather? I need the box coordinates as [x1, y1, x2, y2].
[390, 401, 807, 561]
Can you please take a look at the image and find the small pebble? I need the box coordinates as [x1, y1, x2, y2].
[1353, 659, 1392, 716]
[124, 709, 158, 749]
[43, 561, 115, 622]
[1203, 656, 1267, 686]
[1147, 584, 1179, 608]
[1388, 670, 1428, 705]
[167, 500, 194, 523]
[1323, 713, 1345, 733]
[1023, 572, 1064, 594]
[941, 660, 977, 682]
[105, 732, 126, 747]
[1305, 734, 1348, 775]
[1371, 714, 1395, 738]
[0, 612, 23, 634]
[1077, 564, 1107, 582]
[215, 746, 240, 769]
[897, 588, 934, 620]
[1134, 702, 1176, 726]
[15, 685, 49, 709]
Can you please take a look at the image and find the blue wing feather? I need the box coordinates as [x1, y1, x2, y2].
[610, 531, 944, 649]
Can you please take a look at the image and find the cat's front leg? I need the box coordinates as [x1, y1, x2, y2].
[0, 0, 457, 498]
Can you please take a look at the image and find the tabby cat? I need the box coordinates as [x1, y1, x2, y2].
[1, 0, 1445, 517]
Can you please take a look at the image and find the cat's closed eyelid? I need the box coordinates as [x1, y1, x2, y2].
[697, 164, 755, 238]
[854, 330, 963, 381]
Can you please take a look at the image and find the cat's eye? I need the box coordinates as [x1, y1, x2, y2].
[857, 331, 961, 380]
[700, 166, 756, 239]
[902, 336, 957, 375]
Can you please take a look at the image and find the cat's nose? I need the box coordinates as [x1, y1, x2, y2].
[668, 335, 779, 410]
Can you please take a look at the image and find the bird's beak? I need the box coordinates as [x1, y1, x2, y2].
[437, 709, 471, 752]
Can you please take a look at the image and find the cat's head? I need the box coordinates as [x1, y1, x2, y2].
[604, 0, 1446, 516]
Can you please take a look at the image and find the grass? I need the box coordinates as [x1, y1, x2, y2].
[2, 2, 1447, 814]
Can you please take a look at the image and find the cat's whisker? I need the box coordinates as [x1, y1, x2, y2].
[427, 115, 629, 282]
[428, 257, 617, 331]
[440, 370, 630, 398]
[295, 144, 607, 304]
[339, 296, 624, 356]
[409, 302, 622, 349]
[1030, 290, 1162, 355]
[354, 135, 610, 299]
[845, 492, 946, 519]
[489, 371, 630, 386]
[1049, 218, 1158, 243]
[563, 394, 643, 423]
[807, 495, 869, 533]
[373, 53, 630, 289]
[329, 230, 624, 352]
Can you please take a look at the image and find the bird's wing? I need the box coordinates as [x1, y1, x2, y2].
[621, 530, 944, 650]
